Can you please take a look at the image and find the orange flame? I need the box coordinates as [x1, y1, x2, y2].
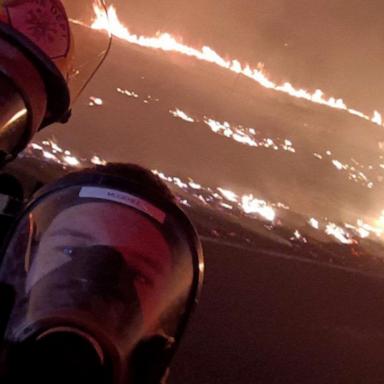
[92, 5, 383, 127]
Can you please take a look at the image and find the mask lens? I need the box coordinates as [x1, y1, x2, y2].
[0, 185, 195, 373]
[0, 72, 27, 157]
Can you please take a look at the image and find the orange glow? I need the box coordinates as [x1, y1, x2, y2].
[29, 141, 82, 168]
[170, 109, 195, 123]
[92, 5, 383, 128]
[26, 140, 384, 245]
[168, 108, 296, 152]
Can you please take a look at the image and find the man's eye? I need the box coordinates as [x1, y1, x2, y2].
[63, 246, 75, 256]
[53, 245, 75, 256]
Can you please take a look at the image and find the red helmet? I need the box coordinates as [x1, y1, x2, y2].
[0, 0, 111, 161]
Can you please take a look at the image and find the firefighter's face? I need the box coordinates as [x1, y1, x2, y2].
[27, 202, 173, 328]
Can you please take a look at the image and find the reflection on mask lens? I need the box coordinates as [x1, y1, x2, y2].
[0, 73, 28, 156]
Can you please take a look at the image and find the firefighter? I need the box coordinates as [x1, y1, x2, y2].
[0, 163, 204, 383]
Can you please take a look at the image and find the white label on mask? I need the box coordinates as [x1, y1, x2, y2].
[79, 187, 166, 223]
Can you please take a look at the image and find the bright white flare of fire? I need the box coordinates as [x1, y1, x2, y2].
[325, 223, 354, 244]
[169, 108, 296, 152]
[170, 109, 195, 123]
[92, 5, 383, 127]
[241, 195, 276, 222]
[28, 141, 100, 168]
[328, 156, 374, 189]
[203, 117, 296, 152]
[309, 218, 320, 229]
[218, 188, 238, 203]
[154, 169, 384, 244]
[153, 170, 277, 222]
[26, 141, 384, 244]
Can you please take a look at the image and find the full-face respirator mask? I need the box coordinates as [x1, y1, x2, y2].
[0, 166, 204, 383]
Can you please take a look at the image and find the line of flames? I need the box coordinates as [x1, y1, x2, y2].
[91, 5, 383, 127]
[26, 139, 384, 244]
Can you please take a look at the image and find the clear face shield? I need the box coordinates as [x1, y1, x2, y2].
[0, 178, 203, 383]
[0, 0, 111, 162]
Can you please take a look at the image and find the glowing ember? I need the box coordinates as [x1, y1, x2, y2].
[332, 159, 346, 171]
[153, 170, 278, 222]
[218, 188, 238, 202]
[117, 88, 139, 98]
[27, 141, 85, 168]
[241, 195, 276, 222]
[204, 118, 259, 147]
[25, 141, 384, 247]
[203, 117, 296, 152]
[89, 96, 103, 106]
[374, 211, 384, 232]
[63, 155, 81, 166]
[292, 230, 307, 243]
[314, 155, 376, 189]
[170, 109, 195, 123]
[345, 223, 370, 239]
[220, 202, 234, 210]
[358, 227, 370, 238]
[50, 142, 63, 153]
[189, 181, 202, 189]
[309, 218, 320, 229]
[92, 5, 384, 127]
[43, 151, 58, 161]
[372, 111, 383, 125]
[325, 223, 354, 244]
[91, 155, 107, 165]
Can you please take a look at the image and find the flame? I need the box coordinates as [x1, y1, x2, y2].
[91, 155, 107, 165]
[170, 109, 195, 123]
[25, 139, 384, 245]
[241, 195, 276, 221]
[169, 108, 296, 152]
[153, 169, 278, 222]
[292, 230, 307, 243]
[218, 188, 238, 203]
[203, 117, 295, 152]
[374, 211, 384, 232]
[328, 156, 374, 189]
[89, 96, 103, 106]
[117, 88, 139, 98]
[332, 159, 346, 171]
[28, 141, 83, 168]
[92, 5, 383, 127]
[325, 223, 354, 244]
[309, 218, 320, 229]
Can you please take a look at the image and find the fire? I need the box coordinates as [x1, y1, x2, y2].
[169, 108, 296, 152]
[92, 5, 383, 127]
[26, 140, 384, 245]
[170, 109, 195, 123]
[325, 223, 354, 244]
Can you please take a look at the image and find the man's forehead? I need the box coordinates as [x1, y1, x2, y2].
[44, 201, 169, 245]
